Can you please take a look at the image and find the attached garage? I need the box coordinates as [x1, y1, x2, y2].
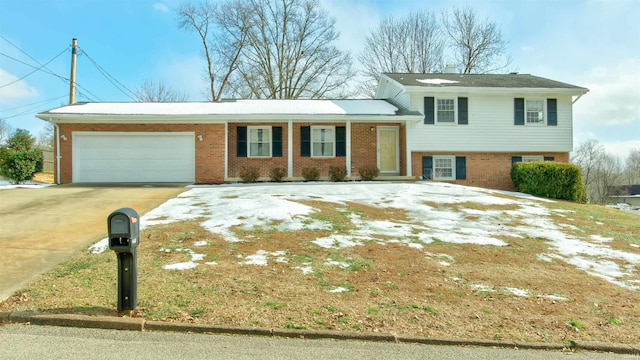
[72, 132, 195, 183]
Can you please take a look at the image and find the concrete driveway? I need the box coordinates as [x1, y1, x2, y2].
[0, 184, 188, 302]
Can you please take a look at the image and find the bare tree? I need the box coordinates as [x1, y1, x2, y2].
[36, 123, 54, 148]
[572, 139, 623, 204]
[133, 79, 189, 102]
[442, 6, 510, 74]
[623, 148, 640, 184]
[359, 10, 444, 96]
[0, 119, 12, 146]
[234, 0, 355, 99]
[179, 0, 355, 100]
[178, 1, 248, 101]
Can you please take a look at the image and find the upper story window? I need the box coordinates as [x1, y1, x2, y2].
[311, 126, 335, 157]
[515, 98, 556, 126]
[424, 97, 468, 125]
[437, 98, 455, 123]
[248, 126, 272, 157]
[526, 100, 544, 124]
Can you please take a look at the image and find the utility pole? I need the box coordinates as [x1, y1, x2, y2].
[69, 38, 77, 105]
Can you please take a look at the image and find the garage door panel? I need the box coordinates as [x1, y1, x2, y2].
[73, 132, 195, 182]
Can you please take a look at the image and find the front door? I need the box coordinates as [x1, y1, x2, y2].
[377, 127, 399, 175]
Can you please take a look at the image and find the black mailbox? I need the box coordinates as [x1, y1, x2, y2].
[107, 208, 139, 313]
[108, 208, 139, 252]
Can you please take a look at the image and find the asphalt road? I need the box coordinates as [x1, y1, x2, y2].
[0, 325, 628, 360]
[0, 184, 187, 301]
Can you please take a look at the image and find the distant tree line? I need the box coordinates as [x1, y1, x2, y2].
[572, 140, 640, 204]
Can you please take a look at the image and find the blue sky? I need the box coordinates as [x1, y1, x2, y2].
[1, 0, 638, 159]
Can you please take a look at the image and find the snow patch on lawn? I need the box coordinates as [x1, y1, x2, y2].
[86, 182, 640, 290]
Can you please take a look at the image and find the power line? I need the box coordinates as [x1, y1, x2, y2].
[0, 52, 66, 79]
[0, 94, 68, 120]
[78, 46, 136, 100]
[1, 36, 127, 103]
[0, 47, 69, 88]
[1, 95, 68, 112]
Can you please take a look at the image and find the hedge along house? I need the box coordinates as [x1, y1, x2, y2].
[37, 73, 588, 190]
[375, 73, 588, 190]
[36, 100, 422, 184]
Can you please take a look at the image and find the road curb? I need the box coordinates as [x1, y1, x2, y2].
[1, 311, 638, 355]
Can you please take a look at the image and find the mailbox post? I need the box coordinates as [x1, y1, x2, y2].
[107, 208, 140, 313]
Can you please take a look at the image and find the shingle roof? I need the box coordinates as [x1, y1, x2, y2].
[383, 73, 588, 91]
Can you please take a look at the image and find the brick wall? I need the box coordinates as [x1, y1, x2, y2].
[228, 123, 289, 178]
[350, 123, 406, 176]
[291, 122, 346, 177]
[56, 123, 225, 184]
[411, 151, 569, 190]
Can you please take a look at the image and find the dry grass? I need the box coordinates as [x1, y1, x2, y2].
[33, 172, 54, 184]
[1, 196, 639, 345]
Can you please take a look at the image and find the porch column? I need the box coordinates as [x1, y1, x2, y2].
[288, 119, 293, 178]
[346, 121, 352, 177]
[405, 123, 412, 177]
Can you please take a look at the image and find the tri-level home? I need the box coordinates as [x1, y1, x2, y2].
[376, 73, 588, 189]
[36, 72, 587, 190]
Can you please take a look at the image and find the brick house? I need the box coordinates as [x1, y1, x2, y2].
[37, 73, 587, 190]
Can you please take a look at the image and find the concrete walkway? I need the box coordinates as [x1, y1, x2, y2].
[0, 184, 187, 301]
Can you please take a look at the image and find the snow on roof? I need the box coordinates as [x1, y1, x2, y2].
[416, 78, 460, 85]
[41, 99, 401, 116]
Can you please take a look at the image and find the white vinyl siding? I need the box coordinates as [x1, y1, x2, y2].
[408, 93, 574, 152]
[72, 132, 195, 182]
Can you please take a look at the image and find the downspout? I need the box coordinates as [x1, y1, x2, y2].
[50, 119, 61, 185]
[572, 94, 584, 104]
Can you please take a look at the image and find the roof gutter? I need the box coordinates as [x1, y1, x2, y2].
[36, 113, 422, 123]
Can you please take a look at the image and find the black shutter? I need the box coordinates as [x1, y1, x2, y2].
[458, 97, 468, 125]
[422, 156, 433, 180]
[336, 126, 346, 157]
[544, 156, 555, 161]
[547, 99, 557, 126]
[424, 97, 435, 124]
[237, 126, 247, 157]
[512, 156, 522, 165]
[272, 126, 282, 157]
[300, 126, 310, 157]
[514, 98, 525, 125]
[455, 157, 466, 180]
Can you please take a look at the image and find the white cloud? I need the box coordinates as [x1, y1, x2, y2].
[572, 58, 640, 159]
[0, 69, 39, 104]
[153, 3, 170, 13]
[575, 58, 640, 126]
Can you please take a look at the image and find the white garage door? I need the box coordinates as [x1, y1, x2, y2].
[73, 132, 195, 182]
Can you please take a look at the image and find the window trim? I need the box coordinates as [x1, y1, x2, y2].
[310, 126, 336, 158]
[525, 99, 545, 125]
[247, 126, 272, 158]
[436, 97, 457, 124]
[433, 155, 456, 180]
